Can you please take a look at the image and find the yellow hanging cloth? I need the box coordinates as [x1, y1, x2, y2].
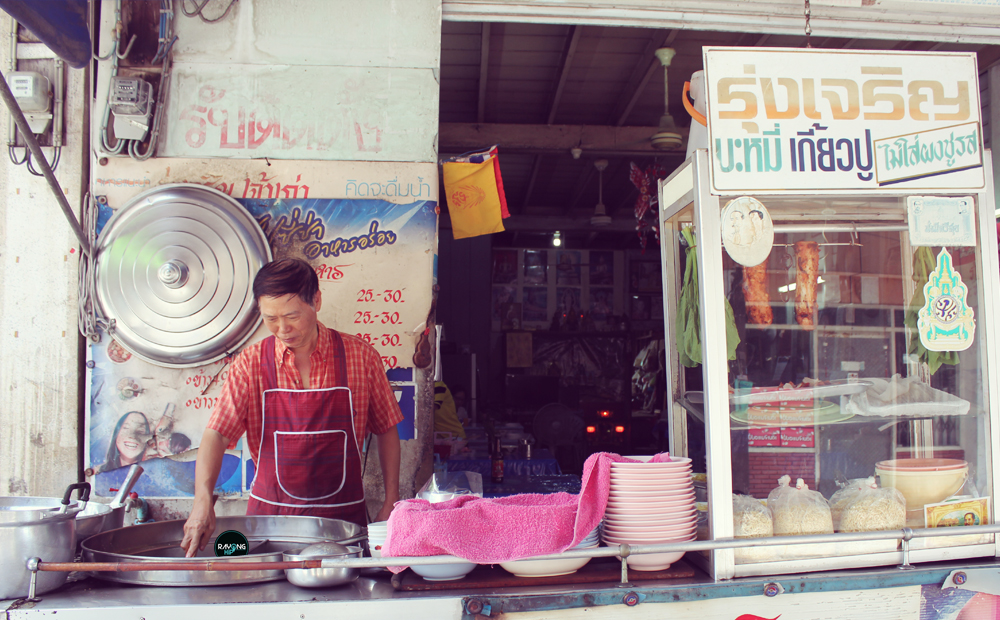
[442, 159, 506, 240]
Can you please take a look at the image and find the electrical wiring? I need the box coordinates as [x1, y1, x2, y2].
[8, 145, 27, 165]
[96, 0, 130, 155]
[25, 147, 60, 176]
[181, 0, 239, 23]
[129, 0, 174, 161]
[77, 193, 108, 342]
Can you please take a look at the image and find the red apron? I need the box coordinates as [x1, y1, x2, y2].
[247, 333, 367, 526]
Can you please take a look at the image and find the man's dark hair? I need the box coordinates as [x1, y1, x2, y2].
[253, 258, 319, 305]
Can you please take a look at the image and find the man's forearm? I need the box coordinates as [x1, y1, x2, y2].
[376, 426, 401, 502]
[194, 428, 228, 505]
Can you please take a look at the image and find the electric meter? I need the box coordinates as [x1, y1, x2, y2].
[110, 76, 153, 141]
[7, 71, 52, 134]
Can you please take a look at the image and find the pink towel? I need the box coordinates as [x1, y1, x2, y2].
[381, 451, 670, 570]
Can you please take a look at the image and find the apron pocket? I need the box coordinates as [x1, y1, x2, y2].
[274, 430, 347, 501]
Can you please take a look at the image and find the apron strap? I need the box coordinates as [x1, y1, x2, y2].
[329, 330, 348, 388]
[261, 335, 278, 391]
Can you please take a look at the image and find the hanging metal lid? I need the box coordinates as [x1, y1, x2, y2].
[96, 184, 272, 368]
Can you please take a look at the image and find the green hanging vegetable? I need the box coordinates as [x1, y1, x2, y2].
[904, 246, 959, 374]
[676, 227, 740, 367]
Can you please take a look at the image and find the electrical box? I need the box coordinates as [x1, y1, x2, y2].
[7, 71, 52, 134]
[110, 76, 153, 141]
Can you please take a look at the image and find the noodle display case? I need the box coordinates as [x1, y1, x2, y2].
[658, 149, 1000, 579]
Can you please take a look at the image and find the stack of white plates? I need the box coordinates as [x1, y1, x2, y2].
[500, 526, 600, 578]
[602, 455, 696, 571]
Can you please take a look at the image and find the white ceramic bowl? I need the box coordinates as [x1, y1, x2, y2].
[609, 488, 694, 500]
[604, 504, 696, 517]
[499, 544, 597, 577]
[603, 524, 697, 539]
[876, 458, 968, 512]
[606, 493, 695, 509]
[611, 467, 691, 477]
[624, 549, 687, 571]
[610, 480, 693, 492]
[608, 488, 694, 503]
[610, 473, 692, 483]
[604, 512, 698, 527]
[611, 475, 694, 491]
[410, 557, 477, 581]
[611, 456, 692, 469]
[602, 525, 698, 543]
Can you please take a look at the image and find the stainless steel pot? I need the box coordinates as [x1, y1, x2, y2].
[82, 515, 364, 586]
[75, 464, 144, 546]
[283, 543, 362, 588]
[0, 482, 89, 599]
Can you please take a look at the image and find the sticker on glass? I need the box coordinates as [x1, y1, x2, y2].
[906, 196, 975, 247]
[720, 196, 774, 267]
[918, 248, 975, 352]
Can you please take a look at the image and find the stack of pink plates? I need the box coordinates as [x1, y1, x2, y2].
[602, 455, 696, 571]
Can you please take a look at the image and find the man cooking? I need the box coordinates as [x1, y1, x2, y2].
[181, 258, 402, 557]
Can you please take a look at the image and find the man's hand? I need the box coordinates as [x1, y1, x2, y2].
[180, 428, 228, 557]
[181, 498, 216, 557]
[374, 426, 401, 524]
[373, 499, 396, 524]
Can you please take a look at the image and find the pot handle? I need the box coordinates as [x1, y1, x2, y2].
[59, 481, 92, 514]
[338, 533, 367, 546]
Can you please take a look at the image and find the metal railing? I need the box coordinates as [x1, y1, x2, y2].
[27, 524, 1000, 599]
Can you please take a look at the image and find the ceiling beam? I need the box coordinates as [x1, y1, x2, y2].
[521, 154, 543, 209]
[477, 23, 491, 123]
[522, 25, 584, 210]
[548, 25, 583, 124]
[567, 165, 597, 214]
[608, 30, 668, 126]
[614, 29, 679, 127]
[501, 214, 640, 233]
[440, 122, 686, 155]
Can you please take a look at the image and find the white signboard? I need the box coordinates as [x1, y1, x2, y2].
[163, 64, 439, 162]
[704, 48, 984, 193]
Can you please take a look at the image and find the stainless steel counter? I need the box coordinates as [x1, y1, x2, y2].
[6, 556, 1000, 620]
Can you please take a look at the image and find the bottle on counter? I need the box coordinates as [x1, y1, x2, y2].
[491, 435, 504, 483]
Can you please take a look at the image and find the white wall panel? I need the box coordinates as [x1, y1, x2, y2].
[161, 64, 439, 161]
[0, 12, 84, 497]
[173, 0, 441, 69]
[442, 0, 1000, 44]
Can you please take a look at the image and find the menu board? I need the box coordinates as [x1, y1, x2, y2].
[239, 198, 437, 371]
[86, 159, 438, 497]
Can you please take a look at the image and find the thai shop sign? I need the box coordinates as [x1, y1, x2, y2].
[703, 47, 984, 193]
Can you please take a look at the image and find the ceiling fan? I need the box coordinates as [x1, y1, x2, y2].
[590, 158, 612, 227]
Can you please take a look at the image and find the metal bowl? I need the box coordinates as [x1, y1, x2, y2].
[283, 544, 363, 588]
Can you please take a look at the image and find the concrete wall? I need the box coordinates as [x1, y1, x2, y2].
[1, 0, 443, 515]
[105, 0, 443, 519]
[0, 13, 86, 497]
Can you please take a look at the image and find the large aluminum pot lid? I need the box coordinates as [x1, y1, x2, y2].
[96, 184, 272, 368]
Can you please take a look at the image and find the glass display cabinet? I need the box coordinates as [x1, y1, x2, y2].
[659, 149, 1000, 579]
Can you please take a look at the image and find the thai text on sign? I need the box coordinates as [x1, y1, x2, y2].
[704, 48, 984, 193]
